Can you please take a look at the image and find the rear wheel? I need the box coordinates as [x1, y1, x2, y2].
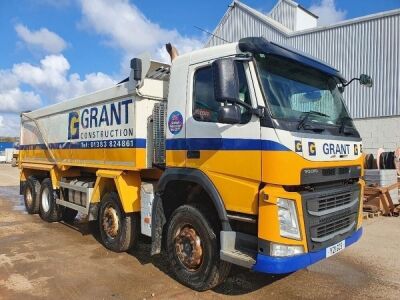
[39, 178, 63, 222]
[24, 176, 41, 214]
[98, 192, 138, 252]
[166, 204, 231, 291]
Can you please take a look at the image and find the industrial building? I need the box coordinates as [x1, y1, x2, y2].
[206, 0, 400, 154]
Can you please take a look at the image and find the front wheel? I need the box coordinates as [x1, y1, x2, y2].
[98, 192, 138, 252]
[166, 204, 231, 291]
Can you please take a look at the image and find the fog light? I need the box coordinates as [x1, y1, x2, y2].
[270, 243, 304, 257]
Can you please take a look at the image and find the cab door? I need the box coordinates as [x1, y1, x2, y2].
[185, 59, 261, 215]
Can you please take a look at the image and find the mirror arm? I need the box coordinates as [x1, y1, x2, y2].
[223, 98, 265, 117]
[342, 77, 360, 87]
[251, 107, 265, 118]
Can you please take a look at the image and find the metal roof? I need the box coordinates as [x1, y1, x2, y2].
[205, 0, 400, 119]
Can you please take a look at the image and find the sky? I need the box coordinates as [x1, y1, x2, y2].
[1, 0, 399, 136]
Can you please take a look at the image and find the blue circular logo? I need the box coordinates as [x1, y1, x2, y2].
[168, 111, 183, 135]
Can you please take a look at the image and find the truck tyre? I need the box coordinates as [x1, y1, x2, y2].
[98, 192, 138, 252]
[62, 207, 78, 222]
[39, 178, 63, 222]
[166, 204, 231, 291]
[11, 157, 17, 167]
[24, 176, 41, 214]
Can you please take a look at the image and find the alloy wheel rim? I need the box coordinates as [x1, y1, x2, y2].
[26, 187, 33, 207]
[174, 225, 203, 271]
[41, 187, 50, 212]
[102, 205, 120, 239]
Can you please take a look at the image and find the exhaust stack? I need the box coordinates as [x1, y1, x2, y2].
[166, 43, 179, 62]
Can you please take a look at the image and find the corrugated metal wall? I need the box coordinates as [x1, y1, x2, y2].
[269, 0, 296, 31]
[206, 3, 400, 119]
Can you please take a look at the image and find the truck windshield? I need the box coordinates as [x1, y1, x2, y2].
[255, 54, 354, 129]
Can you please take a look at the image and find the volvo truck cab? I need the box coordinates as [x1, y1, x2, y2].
[159, 37, 369, 283]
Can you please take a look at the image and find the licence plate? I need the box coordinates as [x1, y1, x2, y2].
[326, 240, 345, 258]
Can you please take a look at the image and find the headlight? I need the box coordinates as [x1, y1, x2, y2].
[277, 198, 300, 240]
[270, 243, 304, 257]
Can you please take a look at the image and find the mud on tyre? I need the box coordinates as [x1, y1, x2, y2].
[166, 204, 231, 291]
[98, 192, 139, 252]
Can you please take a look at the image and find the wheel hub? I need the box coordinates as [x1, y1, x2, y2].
[41, 187, 50, 212]
[26, 187, 33, 206]
[174, 225, 203, 271]
[102, 206, 120, 239]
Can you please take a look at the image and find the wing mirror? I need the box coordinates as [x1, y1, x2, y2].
[212, 58, 240, 103]
[342, 74, 373, 90]
[212, 58, 242, 124]
[359, 74, 373, 87]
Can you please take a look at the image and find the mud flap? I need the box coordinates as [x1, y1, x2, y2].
[150, 194, 166, 255]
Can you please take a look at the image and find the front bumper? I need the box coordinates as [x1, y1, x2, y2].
[252, 227, 362, 274]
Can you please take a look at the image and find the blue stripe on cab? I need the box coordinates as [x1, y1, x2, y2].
[166, 138, 289, 151]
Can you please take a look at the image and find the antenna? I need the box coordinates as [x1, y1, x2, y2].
[193, 26, 230, 43]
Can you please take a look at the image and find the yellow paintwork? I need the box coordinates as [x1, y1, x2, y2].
[92, 169, 141, 213]
[183, 150, 260, 215]
[166, 150, 186, 167]
[258, 184, 308, 251]
[20, 163, 80, 189]
[262, 151, 364, 185]
[19, 147, 147, 170]
[357, 178, 365, 229]
[168, 147, 364, 251]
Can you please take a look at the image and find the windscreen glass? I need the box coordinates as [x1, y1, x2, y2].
[255, 54, 354, 128]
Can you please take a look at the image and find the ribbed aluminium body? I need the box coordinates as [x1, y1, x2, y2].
[206, 1, 400, 119]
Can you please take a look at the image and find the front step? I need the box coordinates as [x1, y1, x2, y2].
[220, 248, 256, 268]
[220, 231, 257, 268]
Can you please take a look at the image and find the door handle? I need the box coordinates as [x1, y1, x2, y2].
[187, 150, 200, 159]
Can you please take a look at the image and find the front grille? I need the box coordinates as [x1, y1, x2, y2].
[302, 183, 360, 251]
[316, 191, 352, 212]
[315, 215, 353, 238]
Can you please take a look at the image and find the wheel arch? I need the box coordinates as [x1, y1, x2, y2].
[151, 168, 231, 255]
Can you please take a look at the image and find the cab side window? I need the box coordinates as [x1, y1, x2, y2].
[193, 62, 252, 123]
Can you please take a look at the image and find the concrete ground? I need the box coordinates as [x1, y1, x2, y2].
[0, 164, 399, 300]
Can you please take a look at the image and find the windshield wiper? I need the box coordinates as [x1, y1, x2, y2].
[297, 110, 329, 130]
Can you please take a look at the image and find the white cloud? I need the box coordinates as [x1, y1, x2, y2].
[0, 54, 115, 115]
[0, 88, 42, 113]
[0, 70, 42, 114]
[309, 0, 347, 26]
[1, 0, 203, 137]
[15, 24, 67, 53]
[18, 55, 115, 100]
[79, 0, 204, 64]
[0, 114, 21, 137]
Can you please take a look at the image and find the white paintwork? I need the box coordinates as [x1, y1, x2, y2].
[140, 182, 156, 237]
[20, 60, 168, 168]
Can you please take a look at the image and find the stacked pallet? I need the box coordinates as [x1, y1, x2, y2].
[363, 148, 400, 217]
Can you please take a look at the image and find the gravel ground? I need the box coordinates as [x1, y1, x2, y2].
[0, 164, 399, 299]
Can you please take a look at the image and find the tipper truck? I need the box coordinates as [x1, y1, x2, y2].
[19, 37, 372, 290]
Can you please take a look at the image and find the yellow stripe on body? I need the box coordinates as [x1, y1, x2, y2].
[19, 148, 147, 170]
